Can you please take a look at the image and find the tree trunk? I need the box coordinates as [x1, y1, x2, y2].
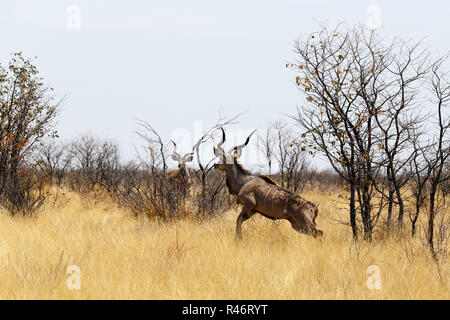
[396, 186, 404, 227]
[386, 188, 394, 229]
[428, 185, 437, 257]
[361, 185, 372, 241]
[411, 199, 421, 237]
[349, 183, 358, 239]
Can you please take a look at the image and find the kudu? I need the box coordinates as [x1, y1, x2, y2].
[165, 141, 194, 197]
[213, 128, 323, 239]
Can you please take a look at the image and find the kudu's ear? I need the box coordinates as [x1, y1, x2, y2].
[230, 129, 257, 159]
[232, 147, 243, 159]
[171, 154, 181, 162]
[183, 154, 194, 163]
[213, 146, 224, 158]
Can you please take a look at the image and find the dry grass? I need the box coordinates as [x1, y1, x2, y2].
[0, 187, 448, 300]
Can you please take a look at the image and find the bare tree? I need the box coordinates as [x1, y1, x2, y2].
[427, 57, 450, 259]
[258, 127, 275, 175]
[290, 23, 450, 243]
[408, 138, 432, 237]
[35, 140, 71, 186]
[258, 120, 312, 193]
[271, 120, 292, 189]
[288, 23, 437, 239]
[285, 141, 311, 193]
[96, 138, 121, 191]
[135, 120, 168, 172]
[67, 134, 120, 193]
[370, 40, 430, 228]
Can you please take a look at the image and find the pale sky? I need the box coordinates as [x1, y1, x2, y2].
[1, 0, 449, 169]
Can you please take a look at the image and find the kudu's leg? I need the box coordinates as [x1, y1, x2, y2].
[236, 204, 255, 239]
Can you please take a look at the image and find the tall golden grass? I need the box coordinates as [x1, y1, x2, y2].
[0, 187, 448, 300]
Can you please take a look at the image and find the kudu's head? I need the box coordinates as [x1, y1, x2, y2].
[170, 141, 194, 173]
[213, 128, 257, 171]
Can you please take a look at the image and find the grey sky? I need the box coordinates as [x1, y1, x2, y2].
[1, 0, 449, 169]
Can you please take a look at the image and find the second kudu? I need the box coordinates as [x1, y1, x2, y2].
[213, 128, 323, 239]
[165, 141, 194, 197]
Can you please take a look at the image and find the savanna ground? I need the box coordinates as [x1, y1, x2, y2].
[0, 187, 448, 300]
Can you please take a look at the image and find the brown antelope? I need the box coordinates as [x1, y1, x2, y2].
[213, 128, 323, 239]
[165, 141, 194, 196]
